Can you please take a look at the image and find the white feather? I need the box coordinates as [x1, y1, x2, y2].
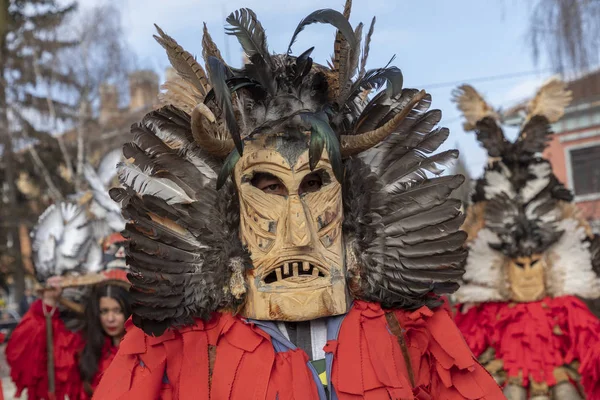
[84, 164, 122, 215]
[118, 162, 194, 204]
[96, 148, 122, 186]
[453, 228, 508, 303]
[183, 150, 218, 180]
[58, 206, 90, 258]
[32, 202, 98, 279]
[520, 162, 551, 203]
[483, 170, 514, 199]
[546, 218, 600, 298]
[83, 240, 104, 273]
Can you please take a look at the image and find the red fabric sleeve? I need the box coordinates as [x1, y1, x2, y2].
[5, 299, 84, 400]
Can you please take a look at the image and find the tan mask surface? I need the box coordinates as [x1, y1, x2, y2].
[506, 254, 546, 302]
[234, 135, 349, 320]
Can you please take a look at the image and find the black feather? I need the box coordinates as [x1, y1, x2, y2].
[225, 9, 271, 66]
[206, 56, 243, 155]
[287, 9, 357, 54]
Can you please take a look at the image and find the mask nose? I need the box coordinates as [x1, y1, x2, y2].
[286, 195, 311, 247]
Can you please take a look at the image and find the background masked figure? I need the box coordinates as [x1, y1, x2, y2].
[93, 3, 504, 399]
[6, 200, 131, 399]
[452, 79, 600, 400]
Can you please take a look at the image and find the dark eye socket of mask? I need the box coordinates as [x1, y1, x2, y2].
[299, 172, 323, 195]
[251, 172, 288, 196]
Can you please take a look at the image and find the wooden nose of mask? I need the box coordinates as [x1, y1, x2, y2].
[286, 195, 311, 247]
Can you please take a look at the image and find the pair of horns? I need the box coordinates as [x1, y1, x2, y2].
[191, 90, 426, 158]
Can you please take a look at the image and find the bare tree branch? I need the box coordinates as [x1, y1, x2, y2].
[527, 0, 600, 73]
[31, 47, 75, 185]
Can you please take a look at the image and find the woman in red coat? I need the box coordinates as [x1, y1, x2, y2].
[6, 275, 131, 400]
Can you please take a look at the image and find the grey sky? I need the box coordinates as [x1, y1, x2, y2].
[82, 0, 554, 177]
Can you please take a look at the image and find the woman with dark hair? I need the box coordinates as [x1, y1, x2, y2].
[79, 282, 131, 397]
[6, 230, 131, 400]
[6, 273, 131, 400]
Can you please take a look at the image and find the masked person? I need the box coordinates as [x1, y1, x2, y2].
[93, 3, 504, 399]
[452, 79, 600, 400]
[6, 204, 130, 400]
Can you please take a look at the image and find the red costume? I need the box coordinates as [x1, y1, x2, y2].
[452, 81, 600, 399]
[455, 297, 600, 398]
[5, 300, 117, 400]
[96, 302, 501, 400]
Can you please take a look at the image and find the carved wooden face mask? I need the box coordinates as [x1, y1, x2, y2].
[234, 135, 349, 321]
[506, 254, 546, 302]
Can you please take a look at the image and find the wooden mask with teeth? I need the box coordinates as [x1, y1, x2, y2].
[235, 135, 348, 320]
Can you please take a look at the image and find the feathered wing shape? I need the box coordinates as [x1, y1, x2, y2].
[83, 153, 127, 234]
[32, 202, 98, 283]
[451, 85, 500, 131]
[111, 106, 250, 336]
[344, 90, 467, 309]
[524, 77, 572, 124]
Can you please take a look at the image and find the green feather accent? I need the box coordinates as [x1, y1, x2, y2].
[309, 129, 325, 171]
[301, 112, 343, 182]
[217, 148, 241, 190]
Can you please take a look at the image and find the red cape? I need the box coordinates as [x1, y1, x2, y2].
[94, 301, 503, 400]
[5, 300, 119, 400]
[455, 295, 600, 399]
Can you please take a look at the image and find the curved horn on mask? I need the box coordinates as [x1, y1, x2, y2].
[340, 90, 426, 157]
[190, 103, 235, 158]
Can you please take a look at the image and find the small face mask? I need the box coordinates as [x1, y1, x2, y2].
[506, 254, 546, 302]
[234, 135, 349, 321]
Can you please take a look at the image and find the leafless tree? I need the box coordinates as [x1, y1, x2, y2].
[0, 0, 77, 303]
[58, 4, 133, 189]
[527, 0, 600, 73]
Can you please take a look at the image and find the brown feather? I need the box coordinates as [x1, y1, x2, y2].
[202, 23, 226, 69]
[154, 24, 209, 96]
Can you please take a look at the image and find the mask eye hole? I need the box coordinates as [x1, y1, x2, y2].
[515, 261, 526, 269]
[251, 172, 288, 196]
[299, 172, 323, 195]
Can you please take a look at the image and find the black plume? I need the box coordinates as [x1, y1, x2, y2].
[287, 9, 356, 54]
[205, 56, 243, 155]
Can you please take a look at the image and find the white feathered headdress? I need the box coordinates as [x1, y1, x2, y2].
[452, 79, 600, 302]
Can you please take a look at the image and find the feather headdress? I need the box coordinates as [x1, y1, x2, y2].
[114, 1, 468, 335]
[452, 79, 600, 302]
[31, 202, 103, 284]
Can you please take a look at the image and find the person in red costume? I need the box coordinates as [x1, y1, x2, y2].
[5, 204, 131, 400]
[452, 80, 600, 400]
[93, 3, 504, 399]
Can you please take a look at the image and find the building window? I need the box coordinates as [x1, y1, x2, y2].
[570, 144, 600, 196]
